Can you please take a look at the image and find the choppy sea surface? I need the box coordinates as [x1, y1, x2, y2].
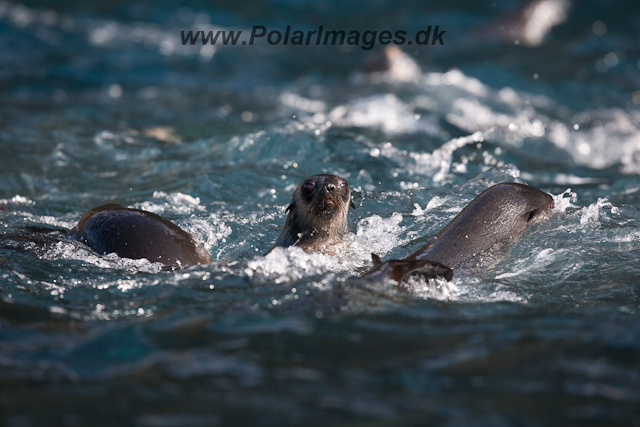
[1, 0, 640, 425]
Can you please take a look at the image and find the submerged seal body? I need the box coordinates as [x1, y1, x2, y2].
[72, 204, 211, 268]
[265, 174, 355, 255]
[366, 182, 554, 283]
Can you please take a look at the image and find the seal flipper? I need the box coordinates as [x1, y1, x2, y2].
[371, 253, 383, 266]
[366, 253, 453, 284]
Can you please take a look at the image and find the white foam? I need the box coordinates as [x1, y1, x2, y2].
[495, 248, 558, 279]
[329, 94, 440, 135]
[182, 213, 232, 255]
[580, 198, 620, 227]
[243, 212, 408, 282]
[43, 241, 166, 274]
[245, 247, 330, 284]
[411, 196, 447, 216]
[409, 131, 486, 181]
[0, 195, 35, 206]
[437, 70, 640, 172]
[280, 92, 326, 113]
[322, 212, 409, 272]
[406, 276, 526, 303]
[436, 69, 488, 97]
[552, 188, 579, 213]
[134, 191, 205, 215]
[18, 212, 75, 229]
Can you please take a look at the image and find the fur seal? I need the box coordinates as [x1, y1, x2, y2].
[473, 0, 570, 47]
[352, 45, 421, 84]
[368, 182, 554, 282]
[265, 174, 452, 284]
[72, 204, 211, 268]
[405, 183, 554, 268]
[265, 174, 356, 255]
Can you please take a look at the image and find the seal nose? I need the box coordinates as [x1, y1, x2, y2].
[325, 183, 335, 193]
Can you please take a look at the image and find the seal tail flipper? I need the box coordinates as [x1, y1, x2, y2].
[367, 254, 453, 284]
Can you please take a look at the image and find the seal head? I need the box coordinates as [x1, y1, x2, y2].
[266, 174, 355, 254]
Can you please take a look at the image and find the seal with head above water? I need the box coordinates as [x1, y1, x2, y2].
[404, 182, 555, 268]
[367, 182, 554, 282]
[265, 174, 455, 283]
[265, 174, 356, 255]
[72, 204, 211, 269]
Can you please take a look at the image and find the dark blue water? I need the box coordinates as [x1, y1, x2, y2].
[1, 0, 640, 425]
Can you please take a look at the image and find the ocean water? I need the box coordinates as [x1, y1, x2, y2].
[1, 0, 640, 425]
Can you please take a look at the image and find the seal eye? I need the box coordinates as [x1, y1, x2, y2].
[302, 182, 315, 194]
[527, 209, 538, 222]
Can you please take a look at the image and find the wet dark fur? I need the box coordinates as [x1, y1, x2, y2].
[265, 174, 355, 255]
[365, 182, 554, 283]
[72, 204, 211, 268]
[406, 183, 554, 268]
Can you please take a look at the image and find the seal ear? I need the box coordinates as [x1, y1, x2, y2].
[285, 202, 295, 213]
[371, 253, 383, 266]
[350, 200, 356, 210]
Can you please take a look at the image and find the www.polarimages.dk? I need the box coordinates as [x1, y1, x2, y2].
[181, 26, 446, 50]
